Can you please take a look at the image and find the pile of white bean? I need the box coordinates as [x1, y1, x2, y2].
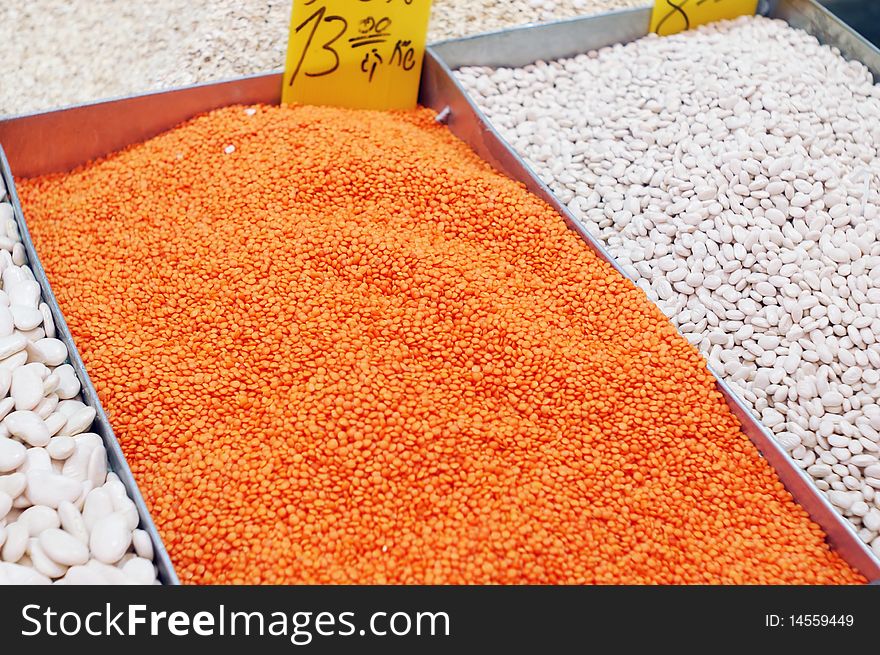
[0, 179, 159, 584]
[457, 16, 880, 556]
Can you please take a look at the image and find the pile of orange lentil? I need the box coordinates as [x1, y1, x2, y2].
[18, 104, 863, 584]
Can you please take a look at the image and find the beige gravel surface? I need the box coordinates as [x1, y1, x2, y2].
[0, 0, 647, 116]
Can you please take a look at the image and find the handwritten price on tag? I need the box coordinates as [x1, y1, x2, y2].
[282, 0, 433, 110]
[650, 0, 758, 36]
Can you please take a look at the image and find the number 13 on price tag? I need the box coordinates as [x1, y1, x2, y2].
[650, 0, 758, 37]
[282, 0, 433, 110]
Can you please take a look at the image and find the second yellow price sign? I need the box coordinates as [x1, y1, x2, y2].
[650, 0, 759, 37]
[282, 0, 433, 110]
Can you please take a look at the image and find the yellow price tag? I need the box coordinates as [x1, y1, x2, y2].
[282, 0, 433, 110]
[650, 0, 759, 37]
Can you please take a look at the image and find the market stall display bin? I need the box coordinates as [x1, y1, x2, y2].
[1, 0, 877, 582]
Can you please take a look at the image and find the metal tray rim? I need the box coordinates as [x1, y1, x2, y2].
[428, 5, 651, 50]
[0, 68, 287, 124]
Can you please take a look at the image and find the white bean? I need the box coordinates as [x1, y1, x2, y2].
[17, 505, 60, 536]
[82, 487, 114, 531]
[0, 561, 51, 584]
[5, 410, 51, 447]
[59, 405, 96, 437]
[53, 364, 80, 399]
[39, 528, 90, 566]
[26, 338, 68, 367]
[0, 471, 25, 499]
[57, 500, 90, 544]
[10, 305, 44, 331]
[89, 513, 131, 564]
[0, 436, 26, 472]
[132, 529, 154, 561]
[27, 538, 67, 578]
[0, 489, 10, 521]
[26, 470, 82, 508]
[1, 522, 28, 562]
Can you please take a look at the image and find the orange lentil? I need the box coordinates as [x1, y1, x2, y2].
[19, 104, 862, 584]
